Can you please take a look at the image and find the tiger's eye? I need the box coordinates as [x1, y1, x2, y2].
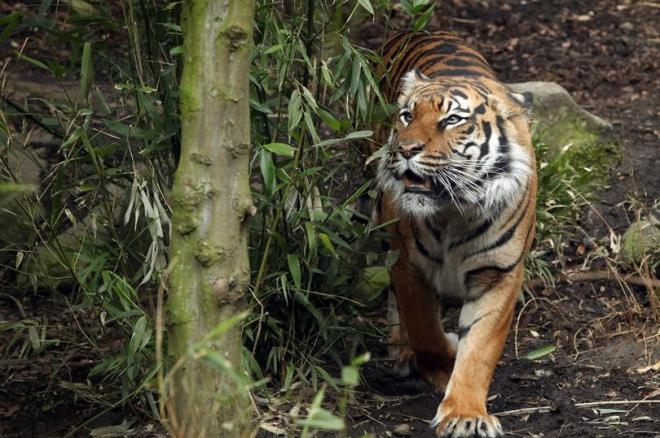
[445, 115, 462, 125]
[399, 109, 413, 124]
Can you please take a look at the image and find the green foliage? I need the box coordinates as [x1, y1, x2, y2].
[246, 0, 406, 391]
[0, 0, 181, 411]
[527, 128, 617, 287]
[534, 137, 612, 242]
[298, 353, 370, 436]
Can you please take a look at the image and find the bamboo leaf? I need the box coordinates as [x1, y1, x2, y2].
[263, 142, 296, 158]
[298, 408, 345, 431]
[79, 42, 94, 105]
[15, 52, 51, 72]
[204, 310, 250, 341]
[287, 253, 302, 289]
[128, 315, 149, 357]
[341, 366, 359, 387]
[288, 89, 302, 133]
[200, 350, 250, 386]
[344, 130, 373, 140]
[0, 12, 22, 44]
[260, 149, 276, 196]
[524, 344, 557, 360]
[319, 233, 337, 257]
[299, 386, 345, 434]
[305, 221, 317, 258]
[356, 0, 374, 15]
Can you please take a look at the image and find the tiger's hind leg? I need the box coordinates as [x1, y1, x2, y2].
[390, 259, 457, 392]
[431, 268, 522, 438]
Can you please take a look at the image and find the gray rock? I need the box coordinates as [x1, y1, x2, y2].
[508, 81, 611, 131]
[507, 81, 614, 154]
[620, 206, 660, 265]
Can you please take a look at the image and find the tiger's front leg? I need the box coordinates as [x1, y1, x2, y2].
[431, 267, 523, 438]
[390, 254, 458, 391]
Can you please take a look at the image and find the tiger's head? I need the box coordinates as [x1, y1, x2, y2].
[378, 69, 535, 217]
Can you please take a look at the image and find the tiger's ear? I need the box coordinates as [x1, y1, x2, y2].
[401, 68, 430, 95]
[508, 91, 534, 109]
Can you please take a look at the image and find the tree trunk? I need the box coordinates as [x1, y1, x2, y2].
[166, 0, 255, 436]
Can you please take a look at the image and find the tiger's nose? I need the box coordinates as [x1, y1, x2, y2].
[398, 141, 425, 159]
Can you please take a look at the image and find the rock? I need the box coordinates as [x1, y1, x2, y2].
[506, 81, 618, 215]
[0, 141, 45, 270]
[17, 183, 137, 290]
[508, 81, 611, 130]
[620, 212, 660, 265]
[507, 81, 613, 155]
[393, 423, 411, 436]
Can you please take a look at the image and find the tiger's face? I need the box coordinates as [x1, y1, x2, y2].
[378, 69, 533, 217]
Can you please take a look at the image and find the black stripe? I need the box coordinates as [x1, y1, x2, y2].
[457, 315, 485, 338]
[495, 117, 512, 174]
[464, 260, 518, 285]
[495, 115, 507, 139]
[479, 121, 492, 158]
[472, 82, 491, 97]
[445, 57, 483, 68]
[466, 185, 530, 254]
[411, 220, 443, 263]
[463, 207, 526, 261]
[453, 50, 492, 69]
[492, 156, 510, 174]
[451, 89, 468, 99]
[457, 324, 471, 339]
[463, 217, 534, 286]
[411, 42, 460, 76]
[449, 218, 493, 249]
[424, 217, 443, 243]
[393, 39, 454, 86]
[382, 33, 408, 58]
[495, 116, 510, 154]
[428, 68, 487, 78]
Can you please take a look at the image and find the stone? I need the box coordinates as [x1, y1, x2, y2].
[507, 81, 613, 155]
[393, 423, 411, 436]
[620, 210, 660, 265]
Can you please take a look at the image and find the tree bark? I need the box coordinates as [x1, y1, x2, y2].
[166, 0, 255, 436]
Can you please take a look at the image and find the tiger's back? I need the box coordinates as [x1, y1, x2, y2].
[375, 31, 537, 438]
[380, 32, 497, 102]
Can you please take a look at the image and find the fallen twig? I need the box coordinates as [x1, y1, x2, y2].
[495, 406, 554, 416]
[526, 269, 660, 289]
[576, 400, 660, 408]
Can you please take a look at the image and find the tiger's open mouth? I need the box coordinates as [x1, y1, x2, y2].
[402, 169, 432, 193]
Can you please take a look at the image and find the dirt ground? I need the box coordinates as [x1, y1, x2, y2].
[1, 0, 658, 437]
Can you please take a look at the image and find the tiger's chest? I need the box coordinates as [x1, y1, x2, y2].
[403, 215, 492, 299]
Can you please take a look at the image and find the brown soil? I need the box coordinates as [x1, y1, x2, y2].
[1, 0, 658, 437]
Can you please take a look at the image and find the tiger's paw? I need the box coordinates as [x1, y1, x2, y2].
[391, 349, 414, 377]
[388, 328, 414, 377]
[431, 405, 503, 438]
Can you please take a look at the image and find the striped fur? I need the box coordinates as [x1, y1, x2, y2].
[376, 31, 537, 438]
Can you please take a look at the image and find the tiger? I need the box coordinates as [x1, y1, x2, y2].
[374, 31, 537, 437]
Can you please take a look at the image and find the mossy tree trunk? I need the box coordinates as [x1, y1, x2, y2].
[167, 0, 255, 436]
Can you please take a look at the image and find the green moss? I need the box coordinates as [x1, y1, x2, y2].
[534, 113, 619, 241]
[621, 220, 660, 265]
[220, 24, 249, 52]
[172, 181, 206, 235]
[194, 240, 226, 267]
